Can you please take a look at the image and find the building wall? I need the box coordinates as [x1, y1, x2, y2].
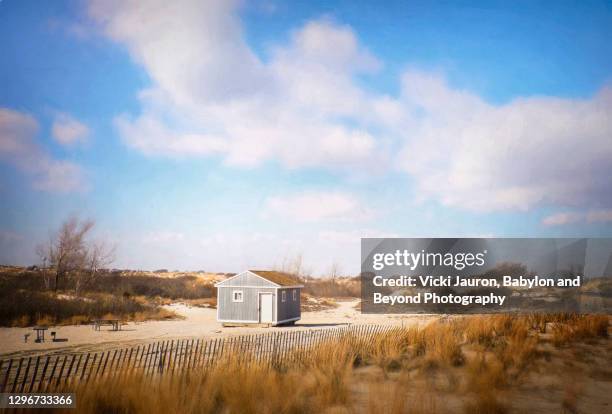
[276, 288, 301, 322]
[217, 286, 276, 322]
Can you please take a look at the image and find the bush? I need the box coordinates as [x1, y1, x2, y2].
[0, 290, 176, 327]
[0, 269, 216, 301]
[302, 277, 360, 297]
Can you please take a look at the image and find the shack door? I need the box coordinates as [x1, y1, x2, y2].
[259, 293, 273, 323]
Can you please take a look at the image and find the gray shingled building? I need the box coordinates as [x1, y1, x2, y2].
[215, 270, 303, 326]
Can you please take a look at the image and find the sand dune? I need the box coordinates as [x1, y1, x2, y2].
[0, 299, 438, 358]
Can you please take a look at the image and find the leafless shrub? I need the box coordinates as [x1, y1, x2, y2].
[36, 216, 114, 294]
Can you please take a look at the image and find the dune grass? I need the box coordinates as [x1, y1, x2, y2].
[0, 290, 178, 327]
[0, 267, 213, 326]
[45, 313, 610, 414]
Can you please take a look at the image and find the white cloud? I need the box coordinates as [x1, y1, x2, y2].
[0, 108, 87, 192]
[319, 229, 399, 244]
[543, 209, 612, 226]
[87, 0, 389, 169]
[587, 209, 612, 223]
[265, 191, 371, 222]
[542, 212, 584, 226]
[87, 0, 612, 212]
[51, 113, 90, 146]
[143, 231, 185, 243]
[397, 72, 612, 212]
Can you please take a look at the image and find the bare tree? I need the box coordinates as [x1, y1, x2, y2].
[329, 261, 342, 280]
[35, 244, 52, 290]
[36, 216, 114, 294]
[75, 240, 115, 296]
[289, 253, 303, 278]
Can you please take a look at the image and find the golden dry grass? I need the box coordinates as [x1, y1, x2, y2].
[9, 303, 178, 327]
[0, 267, 214, 327]
[47, 313, 609, 414]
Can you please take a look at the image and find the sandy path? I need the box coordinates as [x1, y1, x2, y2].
[0, 299, 438, 358]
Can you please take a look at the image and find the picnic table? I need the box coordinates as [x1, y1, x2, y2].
[93, 319, 122, 331]
[33, 326, 48, 342]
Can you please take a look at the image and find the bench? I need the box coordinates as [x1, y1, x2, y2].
[33, 326, 48, 343]
[93, 319, 121, 331]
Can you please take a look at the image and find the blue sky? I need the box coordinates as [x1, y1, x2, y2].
[1, 0, 611, 274]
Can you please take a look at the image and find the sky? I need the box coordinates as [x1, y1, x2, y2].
[1, 0, 611, 275]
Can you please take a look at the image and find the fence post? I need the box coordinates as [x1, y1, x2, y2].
[18, 357, 31, 393]
[130, 346, 141, 375]
[26, 356, 40, 393]
[141, 343, 152, 375]
[129, 345, 140, 376]
[1, 359, 12, 392]
[202, 339, 210, 368]
[185, 339, 194, 369]
[266, 333, 273, 365]
[162, 340, 174, 371]
[239, 335, 246, 365]
[184, 339, 190, 370]
[174, 340, 183, 373]
[282, 331, 289, 361]
[93, 352, 105, 378]
[181, 339, 191, 370]
[195, 340, 205, 369]
[286, 331, 294, 361]
[68, 354, 81, 386]
[190, 338, 204, 368]
[111, 349, 121, 375]
[300, 331, 307, 360]
[168, 340, 176, 374]
[84, 353, 98, 385]
[45, 355, 60, 392]
[36, 356, 51, 392]
[209, 339, 218, 368]
[278, 332, 285, 361]
[79, 353, 91, 382]
[145, 342, 155, 376]
[254, 334, 260, 363]
[112, 349, 123, 376]
[54, 355, 69, 389]
[99, 351, 113, 379]
[237, 336, 244, 365]
[64, 354, 78, 385]
[162, 341, 171, 375]
[143, 346, 152, 376]
[118, 348, 126, 374]
[11, 358, 23, 393]
[153, 343, 161, 376]
[122, 347, 133, 379]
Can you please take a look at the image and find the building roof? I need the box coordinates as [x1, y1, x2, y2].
[248, 270, 302, 287]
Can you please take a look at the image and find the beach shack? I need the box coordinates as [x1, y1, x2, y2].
[215, 270, 303, 326]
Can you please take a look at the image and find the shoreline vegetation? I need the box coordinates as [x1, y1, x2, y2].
[0, 265, 214, 327]
[0, 215, 360, 328]
[0, 265, 360, 327]
[54, 313, 610, 414]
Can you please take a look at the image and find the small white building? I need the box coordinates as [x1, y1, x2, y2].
[215, 270, 303, 326]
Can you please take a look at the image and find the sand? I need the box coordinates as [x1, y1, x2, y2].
[0, 299, 438, 358]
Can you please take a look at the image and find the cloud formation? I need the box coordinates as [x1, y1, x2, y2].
[88, 0, 612, 213]
[88, 0, 388, 169]
[51, 113, 90, 146]
[397, 72, 612, 212]
[265, 191, 371, 222]
[542, 209, 612, 226]
[0, 108, 86, 192]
